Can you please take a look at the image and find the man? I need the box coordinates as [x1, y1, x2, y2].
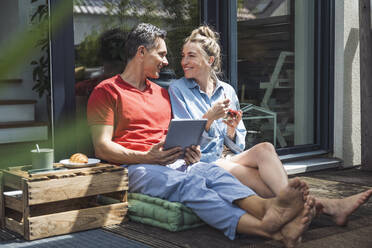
[87, 23, 313, 247]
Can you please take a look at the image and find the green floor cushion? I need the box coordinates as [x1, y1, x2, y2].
[128, 193, 205, 232]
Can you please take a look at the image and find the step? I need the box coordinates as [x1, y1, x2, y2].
[0, 121, 48, 144]
[0, 100, 37, 122]
[283, 157, 341, 175]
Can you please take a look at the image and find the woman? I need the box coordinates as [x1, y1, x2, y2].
[168, 25, 372, 224]
[168, 25, 287, 198]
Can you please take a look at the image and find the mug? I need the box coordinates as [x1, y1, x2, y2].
[31, 148, 54, 170]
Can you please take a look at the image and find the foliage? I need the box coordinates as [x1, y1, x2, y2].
[101, 0, 199, 78]
[238, 0, 245, 9]
[103, 0, 162, 29]
[30, 0, 50, 98]
[75, 31, 101, 67]
[162, 0, 199, 77]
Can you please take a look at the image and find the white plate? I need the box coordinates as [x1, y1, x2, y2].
[59, 158, 101, 168]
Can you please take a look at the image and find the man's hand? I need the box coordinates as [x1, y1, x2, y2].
[146, 142, 183, 165]
[184, 145, 201, 165]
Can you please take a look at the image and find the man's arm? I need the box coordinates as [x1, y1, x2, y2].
[91, 125, 183, 165]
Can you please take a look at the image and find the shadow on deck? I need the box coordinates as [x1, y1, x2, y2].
[1, 166, 372, 248]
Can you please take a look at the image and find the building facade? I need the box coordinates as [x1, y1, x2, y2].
[0, 0, 365, 171]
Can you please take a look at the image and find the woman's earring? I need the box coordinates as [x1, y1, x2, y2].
[209, 56, 215, 65]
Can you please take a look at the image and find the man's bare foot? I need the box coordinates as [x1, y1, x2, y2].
[316, 188, 372, 226]
[280, 196, 316, 248]
[262, 178, 307, 233]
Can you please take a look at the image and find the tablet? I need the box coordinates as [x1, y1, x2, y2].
[163, 119, 207, 150]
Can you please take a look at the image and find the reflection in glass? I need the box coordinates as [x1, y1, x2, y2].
[237, 0, 314, 148]
[241, 103, 277, 148]
[73, 0, 199, 154]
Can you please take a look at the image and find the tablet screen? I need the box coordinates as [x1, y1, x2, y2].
[163, 119, 207, 150]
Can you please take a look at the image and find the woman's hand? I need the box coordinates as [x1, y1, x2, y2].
[224, 110, 242, 140]
[146, 142, 183, 165]
[184, 145, 201, 165]
[203, 99, 230, 131]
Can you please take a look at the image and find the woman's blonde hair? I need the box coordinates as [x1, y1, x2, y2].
[184, 25, 222, 79]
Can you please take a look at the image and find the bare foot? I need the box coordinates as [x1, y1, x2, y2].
[261, 178, 307, 233]
[280, 196, 316, 248]
[316, 188, 372, 226]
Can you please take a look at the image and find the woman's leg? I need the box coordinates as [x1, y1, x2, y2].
[217, 142, 288, 196]
[187, 163, 308, 235]
[215, 159, 275, 197]
[314, 189, 372, 225]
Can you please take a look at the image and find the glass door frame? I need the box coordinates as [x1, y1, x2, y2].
[49, 0, 335, 160]
[205, 0, 335, 156]
[49, 0, 76, 160]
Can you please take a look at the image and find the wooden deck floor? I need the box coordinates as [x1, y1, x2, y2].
[105, 167, 372, 248]
[2, 166, 372, 247]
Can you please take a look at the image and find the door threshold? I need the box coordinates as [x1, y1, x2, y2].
[283, 157, 341, 175]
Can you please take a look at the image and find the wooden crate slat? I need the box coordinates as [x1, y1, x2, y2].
[5, 217, 23, 236]
[7, 165, 32, 171]
[0, 172, 4, 228]
[28, 171, 129, 205]
[28, 163, 123, 180]
[3, 171, 22, 190]
[29, 196, 97, 217]
[28, 202, 128, 240]
[22, 179, 30, 240]
[4, 195, 22, 212]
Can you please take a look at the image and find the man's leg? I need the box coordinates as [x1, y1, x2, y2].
[280, 196, 317, 248]
[218, 142, 288, 197]
[207, 161, 316, 247]
[128, 163, 310, 243]
[238, 196, 316, 248]
[127, 163, 251, 240]
[188, 163, 308, 232]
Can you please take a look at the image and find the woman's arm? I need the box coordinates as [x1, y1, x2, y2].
[202, 98, 230, 131]
[223, 87, 247, 152]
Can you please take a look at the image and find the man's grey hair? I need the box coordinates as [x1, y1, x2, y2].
[124, 23, 167, 63]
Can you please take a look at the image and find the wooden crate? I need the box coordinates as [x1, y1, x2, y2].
[0, 163, 128, 240]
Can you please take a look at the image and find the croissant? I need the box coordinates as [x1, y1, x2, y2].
[69, 153, 88, 164]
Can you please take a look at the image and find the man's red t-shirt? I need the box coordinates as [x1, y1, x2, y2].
[87, 75, 172, 152]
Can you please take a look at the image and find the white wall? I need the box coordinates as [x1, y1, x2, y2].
[73, 14, 137, 45]
[334, 0, 361, 167]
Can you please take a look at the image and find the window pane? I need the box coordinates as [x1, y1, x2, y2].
[73, 0, 200, 154]
[237, 0, 314, 148]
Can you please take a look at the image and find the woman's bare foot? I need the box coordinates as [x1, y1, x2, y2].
[280, 196, 316, 248]
[261, 178, 307, 232]
[316, 188, 372, 226]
